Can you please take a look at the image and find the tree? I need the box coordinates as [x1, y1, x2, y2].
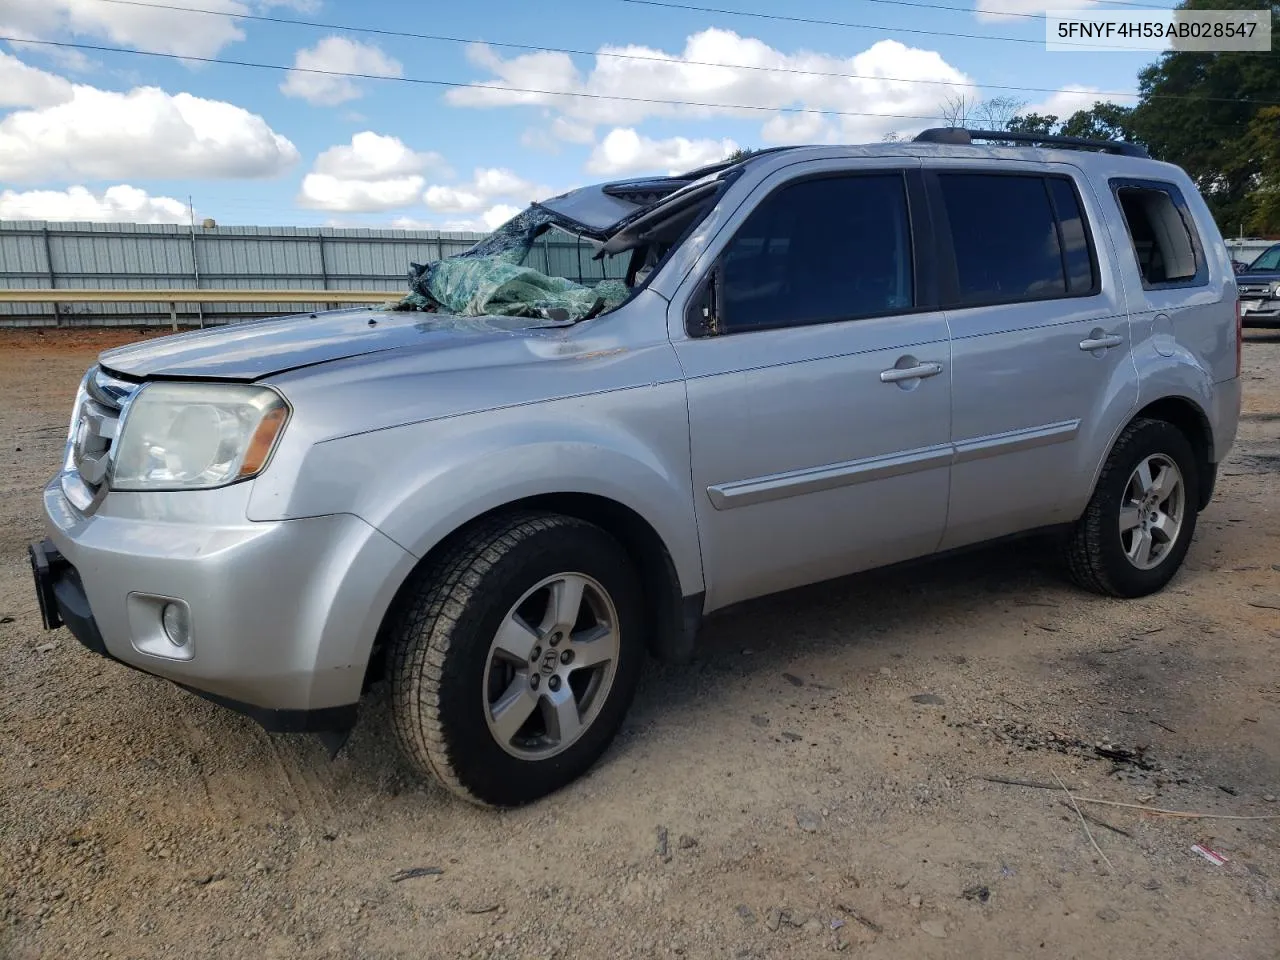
[938, 94, 978, 128]
[1006, 113, 1060, 135]
[936, 94, 1031, 147]
[1241, 106, 1280, 234]
[1006, 103, 1136, 141]
[1128, 0, 1280, 231]
[971, 96, 1028, 131]
[1059, 102, 1136, 141]
[725, 147, 759, 163]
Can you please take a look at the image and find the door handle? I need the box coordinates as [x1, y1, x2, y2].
[1078, 334, 1123, 351]
[879, 361, 943, 383]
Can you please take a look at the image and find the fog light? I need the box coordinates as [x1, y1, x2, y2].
[161, 602, 191, 648]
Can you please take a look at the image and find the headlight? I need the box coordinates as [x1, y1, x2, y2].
[111, 383, 289, 491]
[63, 370, 91, 471]
[1270, 281, 1280, 297]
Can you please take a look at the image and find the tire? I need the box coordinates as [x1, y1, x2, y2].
[388, 512, 645, 807]
[1065, 418, 1200, 598]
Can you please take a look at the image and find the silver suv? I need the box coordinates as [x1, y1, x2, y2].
[30, 129, 1242, 807]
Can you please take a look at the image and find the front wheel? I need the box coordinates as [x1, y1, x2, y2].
[388, 513, 645, 807]
[1065, 418, 1200, 598]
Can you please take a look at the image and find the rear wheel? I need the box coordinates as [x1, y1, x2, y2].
[1065, 418, 1200, 598]
[389, 513, 644, 807]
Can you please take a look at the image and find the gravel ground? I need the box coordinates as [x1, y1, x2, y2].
[1, 326, 1278, 960]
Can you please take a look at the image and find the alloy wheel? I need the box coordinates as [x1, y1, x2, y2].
[482, 573, 621, 759]
[1119, 453, 1185, 571]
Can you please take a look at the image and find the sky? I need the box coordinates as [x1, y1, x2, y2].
[0, 0, 1170, 230]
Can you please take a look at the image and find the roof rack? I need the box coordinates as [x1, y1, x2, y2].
[913, 127, 1149, 158]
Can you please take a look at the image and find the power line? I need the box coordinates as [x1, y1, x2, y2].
[618, 0, 1272, 55]
[81, 0, 1158, 50]
[617, 0, 1179, 22]
[0, 35, 992, 123]
[617, 0, 1081, 45]
[71, 0, 1279, 105]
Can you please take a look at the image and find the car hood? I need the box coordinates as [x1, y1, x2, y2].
[1238, 269, 1280, 284]
[99, 307, 569, 380]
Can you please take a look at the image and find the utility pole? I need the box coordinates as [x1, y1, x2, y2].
[189, 195, 204, 329]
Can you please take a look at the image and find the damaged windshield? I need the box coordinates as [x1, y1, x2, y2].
[392, 171, 731, 323]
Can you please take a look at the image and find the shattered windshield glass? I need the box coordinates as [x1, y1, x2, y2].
[392, 171, 730, 324]
[394, 207, 630, 323]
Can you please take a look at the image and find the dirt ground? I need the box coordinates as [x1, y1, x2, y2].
[1, 326, 1278, 960]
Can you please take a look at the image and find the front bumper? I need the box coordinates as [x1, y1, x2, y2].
[34, 475, 417, 729]
[29, 539, 354, 733]
[1240, 299, 1280, 328]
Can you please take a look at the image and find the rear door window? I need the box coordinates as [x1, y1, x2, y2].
[1046, 178, 1095, 295]
[935, 173, 1100, 307]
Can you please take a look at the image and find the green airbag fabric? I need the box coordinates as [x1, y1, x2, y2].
[397, 207, 628, 321]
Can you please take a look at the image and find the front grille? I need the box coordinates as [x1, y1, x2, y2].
[1239, 283, 1272, 298]
[62, 366, 137, 510]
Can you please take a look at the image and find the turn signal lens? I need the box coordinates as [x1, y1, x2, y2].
[238, 406, 288, 478]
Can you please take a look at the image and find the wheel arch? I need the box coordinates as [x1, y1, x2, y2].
[1133, 396, 1214, 509]
[1093, 394, 1216, 511]
[366, 492, 702, 691]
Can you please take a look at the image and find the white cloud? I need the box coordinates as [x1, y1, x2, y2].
[391, 203, 520, 233]
[388, 216, 434, 230]
[474, 167, 533, 197]
[280, 36, 402, 106]
[450, 45, 582, 110]
[298, 132, 448, 212]
[586, 128, 738, 175]
[422, 185, 486, 214]
[975, 0, 1098, 20]
[760, 111, 834, 145]
[6, 39, 97, 74]
[300, 174, 425, 213]
[423, 168, 543, 214]
[0, 184, 188, 223]
[520, 116, 598, 153]
[447, 30, 977, 144]
[0, 83, 299, 182]
[312, 131, 445, 179]
[0, 0, 248, 59]
[481, 204, 522, 230]
[551, 116, 595, 144]
[0, 50, 73, 107]
[1025, 85, 1108, 119]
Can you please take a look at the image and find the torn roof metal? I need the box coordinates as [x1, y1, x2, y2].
[534, 163, 743, 240]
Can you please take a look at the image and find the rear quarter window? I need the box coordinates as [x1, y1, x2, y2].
[1110, 179, 1208, 289]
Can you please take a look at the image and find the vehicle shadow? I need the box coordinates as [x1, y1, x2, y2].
[338, 534, 1074, 802]
[624, 533, 1074, 728]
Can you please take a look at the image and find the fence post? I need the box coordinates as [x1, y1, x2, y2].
[188, 206, 204, 329]
[42, 226, 60, 327]
[169, 302, 178, 331]
[319, 233, 337, 311]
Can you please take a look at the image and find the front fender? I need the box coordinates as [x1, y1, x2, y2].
[250, 383, 704, 598]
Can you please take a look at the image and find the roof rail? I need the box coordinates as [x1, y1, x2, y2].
[913, 127, 1149, 158]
